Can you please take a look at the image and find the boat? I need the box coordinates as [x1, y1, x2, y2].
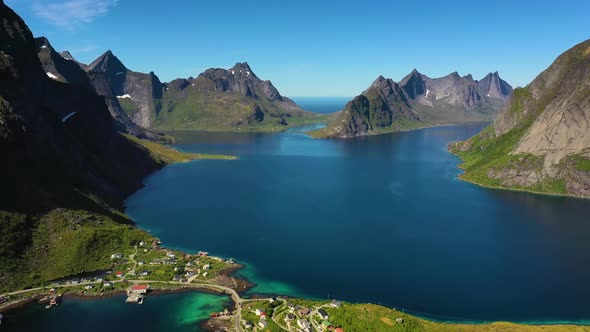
[138, 296, 144, 304]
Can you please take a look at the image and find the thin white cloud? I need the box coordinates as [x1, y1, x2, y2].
[32, 0, 119, 29]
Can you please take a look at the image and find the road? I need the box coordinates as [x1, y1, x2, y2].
[124, 245, 138, 279]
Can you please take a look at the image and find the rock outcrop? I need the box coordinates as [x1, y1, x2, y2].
[451, 39, 590, 197]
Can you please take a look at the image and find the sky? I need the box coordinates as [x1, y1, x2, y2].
[6, 0, 590, 97]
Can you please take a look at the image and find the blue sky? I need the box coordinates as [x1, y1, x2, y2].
[7, 0, 590, 97]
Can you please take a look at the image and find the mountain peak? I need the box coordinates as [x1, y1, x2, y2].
[229, 62, 257, 78]
[60, 51, 75, 61]
[35, 36, 52, 50]
[400, 70, 426, 99]
[86, 50, 127, 74]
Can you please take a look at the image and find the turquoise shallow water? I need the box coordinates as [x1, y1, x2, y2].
[2, 292, 228, 331]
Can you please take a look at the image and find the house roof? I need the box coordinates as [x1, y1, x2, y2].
[132, 285, 148, 290]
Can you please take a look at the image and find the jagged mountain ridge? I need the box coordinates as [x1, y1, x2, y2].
[34, 39, 158, 139]
[314, 70, 512, 138]
[451, 39, 590, 197]
[80, 50, 315, 131]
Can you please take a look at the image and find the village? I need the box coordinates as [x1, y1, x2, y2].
[0, 238, 407, 332]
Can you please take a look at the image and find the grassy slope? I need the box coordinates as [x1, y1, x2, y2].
[0, 209, 147, 292]
[151, 84, 330, 132]
[124, 134, 236, 162]
[325, 303, 590, 332]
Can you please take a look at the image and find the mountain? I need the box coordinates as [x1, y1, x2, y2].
[34, 40, 159, 139]
[85, 50, 163, 129]
[153, 62, 317, 131]
[35, 37, 93, 89]
[313, 70, 512, 138]
[0, 1, 206, 291]
[450, 39, 590, 198]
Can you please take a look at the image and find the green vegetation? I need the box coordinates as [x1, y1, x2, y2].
[151, 83, 329, 132]
[324, 303, 590, 332]
[124, 134, 236, 163]
[0, 209, 148, 292]
[573, 155, 590, 171]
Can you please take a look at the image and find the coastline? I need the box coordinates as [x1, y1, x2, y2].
[309, 119, 491, 139]
[451, 151, 590, 200]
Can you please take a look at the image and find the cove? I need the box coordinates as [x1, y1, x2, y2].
[125, 122, 590, 323]
[1, 292, 228, 331]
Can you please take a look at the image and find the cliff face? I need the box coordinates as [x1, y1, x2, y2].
[34, 39, 160, 140]
[85, 51, 163, 129]
[451, 40, 590, 197]
[315, 70, 512, 138]
[0, 2, 162, 212]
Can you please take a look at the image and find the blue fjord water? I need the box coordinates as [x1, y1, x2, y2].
[5, 98, 590, 330]
[122, 122, 590, 323]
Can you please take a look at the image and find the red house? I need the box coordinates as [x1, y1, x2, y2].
[131, 285, 148, 294]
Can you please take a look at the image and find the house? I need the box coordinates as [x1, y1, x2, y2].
[270, 296, 277, 303]
[298, 308, 311, 316]
[322, 320, 333, 328]
[297, 319, 311, 329]
[395, 317, 404, 324]
[84, 285, 94, 290]
[110, 253, 122, 259]
[198, 251, 208, 256]
[203, 264, 211, 270]
[284, 313, 296, 322]
[172, 275, 182, 282]
[139, 241, 145, 246]
[259, 318, 268, 328]
[115, 271, 123, 278]
[331, 300, 342, 308]
[202, 272, 208, 278]
[166, 252, 176, 258]
[318, 309, 329, 320]
[103, 281, 113, 287]
[335, 328, 345, 332]
[137, 261, 145, 266]
[244, 321, 253, 329]
[186, 271, 195, 277]
[255, 308, 263, 316]
[0, 296, 7, 304]
[186, 261, 194, 267]
[131, 285, 149, 294]
[95, 278, 103, 282]
[140, 271, 150, 277]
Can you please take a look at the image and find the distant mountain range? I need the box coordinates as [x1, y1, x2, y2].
[312, 70, 512, 138]
[451, 39, 590, 198]
[36, 43, 323, 133]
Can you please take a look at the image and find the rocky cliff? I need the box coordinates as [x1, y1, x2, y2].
[85, 50, 164, 129]
[314, 70, 512, 138]
[450, 39, 590, 197]
[0, 2, 163, 212]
